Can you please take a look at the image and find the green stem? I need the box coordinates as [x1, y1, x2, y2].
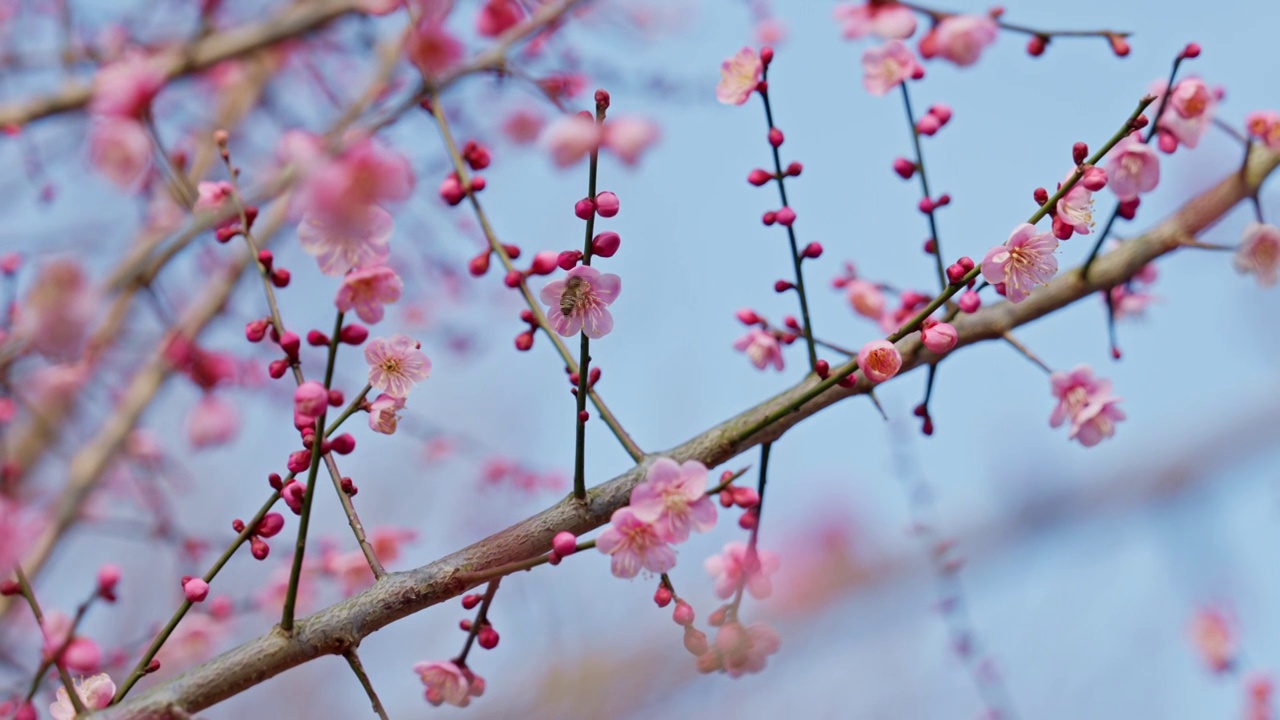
[899, 82, 948, 291]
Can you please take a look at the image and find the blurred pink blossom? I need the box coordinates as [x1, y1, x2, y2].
[89, 117, 151, 190]
[705, 542, 780, 600]
[861, 40, 921, 96]
[933, 15, 998, 67]
[1234, 223, 1280, 287]
[733, 329, 784, 371]
[187, 393, 239, 449]
[833, 2, 917, 40]
[696, 621, 781, 677]
[717, 47, 762, 106]
[49, 673, 115, 720]
[336, 265, 403, 323]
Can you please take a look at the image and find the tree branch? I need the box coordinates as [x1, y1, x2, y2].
[99, 148, 1278, 719]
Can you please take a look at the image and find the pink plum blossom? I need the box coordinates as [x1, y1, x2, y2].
[407, 6, 464, 78]
[41, 612, 100, 674]
[476, 0, 523, 36]
[297, 205, 393, 276]
[846, 278, 886, 319]
[14, 258, 96, 360]
[861, 40, 922, 96]
[187, 394, 239, 449]
[0, 497, 39, 573]
[1056, 178, 1095, 237]
[368, 393, 405, 434]
[1155, 78, 1216, 151]
[1070, 392, 1125, 447]
[89, 117, 151, 190]
[717, 47, 763, 106]
[1191, 607, 1235, 674]
[365, 334, 431, 398]
[833, 2, 917, 40]
[1234, 223, 1280, 288]
[1245, 111, 1280, 150]
[733, 329, 784, 371]
[544, 114, 602, 167]
[933, 15, 998, 66]
[539, 265, 621, 338]
[294, 135, 414, 233]
[413, 660, 474, 707]
[90, 52, 165, 118]
[49, 673, 115, 720]
[629, 457, 718, 543]
[705, 541, 781, 600]
[981, 223, 1059, 303]
[1105, 132, 1160, 202]
[857, 339, 902, 383]
[1049, 365, 1106, 429]
[696, 621, 781, 678]
[596, 507, 676, 578]
[602, 116, 661, 166]
[336, 265, 403, 323]
[193, 180, 239, 229]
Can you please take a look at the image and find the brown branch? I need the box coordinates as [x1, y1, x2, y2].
[0, 0, 362, 129]
[98, 146, 1280, 720]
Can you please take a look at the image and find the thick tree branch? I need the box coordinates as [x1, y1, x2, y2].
[101, 149, 1279, 719]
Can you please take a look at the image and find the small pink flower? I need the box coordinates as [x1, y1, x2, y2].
[476, 0, 524, 36]
[14, 258, 96, 360]
[49, 673, 115, 720]
[294, 381, 329, 420]
[629, 457, 718, 543]
[705, 542, 781, 600]
[696, 621, 781, 678]
[413, 660, 473, 707]
[544, 114, 602, 167]
[1055, 181, 1094, 237]
[857, 339, 902, 383]
[1105, 132, 1160, 202]
[90, 52, 165, 118]
[502, 108, 544, 144]
[933, 15, 998, 67]
[368, 393, 405, 434]
[861, 40, 922, 96]
[187, 394, 239, 449]
[193, 180, 238, 229]
[596, 507, 676, 578]
[717, 47, 763, 106]
[602, 116, 660, 166]
[1156, 78, 1216, 151]
[920, 319, 958, 354]
[539, 265, 621, 338]
[846, 279, 885, 319]
[294, 136, 414, 232]
[1048, 365, 1106, 429]
[981, 223, 1059, 303]
[407, 8, 464, 79]
[1191, 607, 1235, 674]
[297, 205, 393, 276]
[833, 2, 917, 40]
[1245, 110, 1280, 151]
[41, 611, 101, 674]
[733, 329, 784, 371]
[365, 334, 431, 398]
[0, 497, 39, 573]
[89, 117, 151, 190]
[1070, 392, 1125, 447]
[336, 265, 403, 323]
[1234, 223, 1280, 288]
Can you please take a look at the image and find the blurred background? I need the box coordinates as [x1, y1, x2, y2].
[2, 0, 1278, 717]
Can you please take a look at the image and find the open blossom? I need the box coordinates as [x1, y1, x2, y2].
[1234, 223, 1280, 288]
[733, 329, 784, 371]
[833, 2, 917, 40]
[89, 117, 151, 190]
[857, 339, 901, 383]
[1191, 607, 1235, 673]
[476, 0, 524, 36]
[1155, 77, 1216, 151]
[336, 265, 403, 323]
[861, 40, 921, 96]
[365, 334, 431, 398]
[933, 15, 998, 66]
[1055, 178, 1095, 237]
[629, 458, 717, 543]
[407, 5, 464, 78]
[981, 224, 1059, 303]
[696, 621, 781, 678]
[1071, 391, 1125, 447]
[1, 497, 40, 573]
[297, 205, 393, 276]
[50, 673, 115, 720]
[154, 612, 227, 670]
[14, 258, 97, 360]
[597, 507, 676, 578]
[717, 47, 762, 106]
[193, 180, 238, 230]
[1048, 365, 1106, 428]
[1246, 110, 1280, 150]
[187, 393, 239, 449]
[90, 51, 164, 118]
[705, 542, 781, 600]
[294, 135, 413, 233]
[368, 393, 405, 434]
[846, 278, 885, 319]
[603, 117, 661, 165]
[413, 660, 476, 707]
[539, 265, 621, 338]
[1105, 132, 1160, 201]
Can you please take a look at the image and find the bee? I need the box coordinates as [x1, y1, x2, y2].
[559, 275, 586, 316]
